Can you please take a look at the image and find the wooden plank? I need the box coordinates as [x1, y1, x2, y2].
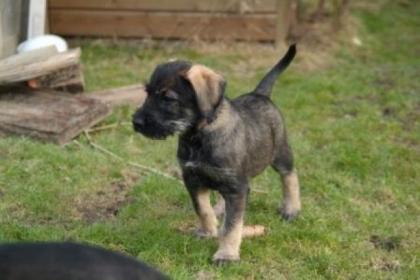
[0, 46, 58, 71]
[49, 10, 276, 41]
[89, 84, 146, 108]
[48, 0, 277, 13]
[29, 64, 85, 93]
[0, 48, 81, 85]
[0, 87, 110, 144]
[0, 47, 84, 92]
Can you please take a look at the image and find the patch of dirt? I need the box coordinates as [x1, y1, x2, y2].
[163, 163, 182, 179]
[370, 257, 401, 272]
[396, 137, 420, 153]
[75, 169, 140, 222]
[382, 107, 397, 118]
[379, 101, 420, 133]
[196, 270, 216, 280]
[402, 102, 420, 131]
[370, 235, 401, 252]
[175, 220, 196, 236]
[374, 75, 396, 92]
[372, 189, 397, 209]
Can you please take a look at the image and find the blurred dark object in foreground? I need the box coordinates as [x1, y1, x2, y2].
[0, 242, 170, 280]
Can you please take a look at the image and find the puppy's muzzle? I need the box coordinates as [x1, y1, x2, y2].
[132, 111, 173, 140]
[132, 112, 146, 132]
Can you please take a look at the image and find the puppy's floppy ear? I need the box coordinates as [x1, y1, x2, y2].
[182, 64, 226, 122]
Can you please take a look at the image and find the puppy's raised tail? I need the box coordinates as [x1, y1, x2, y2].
[253, 44, 296, 97]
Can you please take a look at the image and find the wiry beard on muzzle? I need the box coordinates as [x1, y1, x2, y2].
[134, 119, 192, 139]
[133, 122, 174, 139]
[167, 119, 192, 134]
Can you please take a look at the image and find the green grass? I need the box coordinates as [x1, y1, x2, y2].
[1, 0, 419, 279]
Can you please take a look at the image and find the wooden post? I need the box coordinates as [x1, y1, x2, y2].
[315, 0, 326, 19]
[275, 0, 292, 47]
[333, 0, 350, 30]
[0, 0, 22, 59]
[27, 0, 47, 39]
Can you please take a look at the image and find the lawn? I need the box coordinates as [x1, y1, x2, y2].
[0, 0, 419, 279]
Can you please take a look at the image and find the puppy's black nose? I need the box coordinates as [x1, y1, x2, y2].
[132, 112, 145, 130]
[133, 118, 144, 127]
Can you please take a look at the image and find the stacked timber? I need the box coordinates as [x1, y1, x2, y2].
[0, 47, 146, 144]
[0, 46, 84, 93]
[0, 87, 109, 145]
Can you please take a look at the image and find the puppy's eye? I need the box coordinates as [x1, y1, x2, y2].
[162, 90, 179, 102]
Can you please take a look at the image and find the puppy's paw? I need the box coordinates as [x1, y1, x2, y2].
[278, 206, 300, 221]
[242, 225, 266, 238]
[212, 251, 240, 265]
[195, 228, 218, 239]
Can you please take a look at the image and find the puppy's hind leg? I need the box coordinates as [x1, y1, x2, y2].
[272, 142, 301, 221]
[213, 194, 225, 218]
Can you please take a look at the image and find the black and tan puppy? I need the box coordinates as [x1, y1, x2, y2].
[132, 45, 301, 264]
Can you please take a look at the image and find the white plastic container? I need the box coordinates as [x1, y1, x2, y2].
[17, 35, 68, 54]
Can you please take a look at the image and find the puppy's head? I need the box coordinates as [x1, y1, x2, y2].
[133, 60, 226, 139]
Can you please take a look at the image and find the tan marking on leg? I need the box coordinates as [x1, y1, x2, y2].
[242, 225, 266, 238]
[281, 170, 301, 217]
[213, 194, 225, 218]
[213, 216, 243, 262]
[196, 189, 218, 237]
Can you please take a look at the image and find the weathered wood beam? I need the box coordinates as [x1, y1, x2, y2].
[0, 48, 81, 85]
[48, 0, 277, 13]
[49, 10, 276, 41]
[0, 46, 58, 70]
[29, 64, 85, 93]
[0, 87, 110, 144]
[89, 84, 146, 108]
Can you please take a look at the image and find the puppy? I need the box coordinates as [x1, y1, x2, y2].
[133, 45, 301, 264]
[0, 242, 169, 280]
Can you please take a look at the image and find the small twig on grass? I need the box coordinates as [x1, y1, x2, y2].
[87, 121, 131, 133]
[127, 161, 183, 184]
[80, 131, 268, 192]
[252, 188, 269, 194]
[83, 130, 183, 184]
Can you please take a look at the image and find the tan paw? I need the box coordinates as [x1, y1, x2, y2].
[194, 228, 218, 239]
[279, 203, 301, 221]
[212, 250, 240, 265]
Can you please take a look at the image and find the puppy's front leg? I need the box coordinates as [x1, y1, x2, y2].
[188, 187, 218, 238]
[213, 186, 248, 264]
